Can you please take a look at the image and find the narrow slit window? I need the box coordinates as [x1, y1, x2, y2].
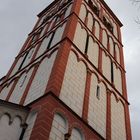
[114, 43, 116, 58]
[96, 85, 100, 100]
[18, 52, 29, 70]
[47, 32, 55, 49]
[111, 62, 114, 83]
[85, 35, 89, 54]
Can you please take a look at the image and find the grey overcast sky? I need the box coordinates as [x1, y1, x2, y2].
[0, 0, 139, 139]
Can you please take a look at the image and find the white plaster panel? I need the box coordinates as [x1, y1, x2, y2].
[70, 128, 84, 140]
[87, 37, 99, 68]
[36, 34, 52, 58]
[111, 94, 126, 140]
[10, 55, 25, 77]
[23, 111, 37, 140]
[24, 51, 57, 105]
[79, 4, 87, 22]
[87, 12, 93, 31]
[64, 4, 72, 19]
[102, 51, 111, 81]
[50, 22, 66, 48]
[102, 30, 108, 49]
[0, 115, 22, 140]
[113, 65, 122, 94]
[109, 38, 114, 57]
[9, 68, 34, 104]
[49, 113, 67, 140]
[88, 74, 106, 138]
[115, 44, 120, 64]
[0, 82, 14, 100]
[94, 21, 100, 39]
[73, 23, 87, 53]
[60, 51, 87, 117]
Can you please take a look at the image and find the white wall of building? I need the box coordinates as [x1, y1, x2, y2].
[24, 51, 57, 105]
[0, 114, 22, 140]
[111, 94, 126, 140]
[88, 74, 106, 138]
[9, 68, 34, 104]
[60, 51, 87, 117]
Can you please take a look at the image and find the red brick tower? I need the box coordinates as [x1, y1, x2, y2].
[0, 0, 132, 140]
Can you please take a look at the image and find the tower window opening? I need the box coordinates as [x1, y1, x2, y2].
[42, 14, 52, 24]
[103, 16, 113, 33]
[96, 85, 100, 100]
[88, 0, 99, 16]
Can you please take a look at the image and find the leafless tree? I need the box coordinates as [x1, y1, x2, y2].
[131, 0, 140, 23]
[131, 0, 140, 4]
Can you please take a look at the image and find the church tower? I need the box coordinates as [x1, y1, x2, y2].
[0, 0, 132, 140]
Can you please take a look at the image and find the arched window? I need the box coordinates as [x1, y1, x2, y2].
[71, 128, 84, 140]
[49, 113, 68, 140]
